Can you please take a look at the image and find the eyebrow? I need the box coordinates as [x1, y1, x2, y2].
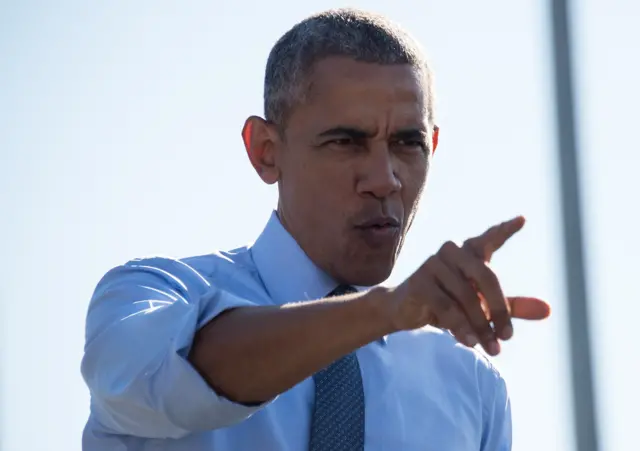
[317, 127, 372, 140]
[317, 127, 427, 140]
[389, 129, 428, 141]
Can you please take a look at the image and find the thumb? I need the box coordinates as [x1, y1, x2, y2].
[507, 296, 551, 320]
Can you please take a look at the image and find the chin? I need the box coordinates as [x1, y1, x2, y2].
[340, 259, 395, 287]
[334, 236, 400, 286]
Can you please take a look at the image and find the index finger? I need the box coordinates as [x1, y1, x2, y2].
[464, 216, 526, 262]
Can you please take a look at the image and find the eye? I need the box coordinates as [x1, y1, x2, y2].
[326, 137, 355, 146]
[394, 139, 427, 152]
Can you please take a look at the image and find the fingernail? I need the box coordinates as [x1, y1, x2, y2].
[502, 324, 513, 340]
[488, 341, 500, 356]
[465, 334, 479, 347]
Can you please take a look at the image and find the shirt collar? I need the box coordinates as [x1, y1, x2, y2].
[250, 211, 338, 305]
[250, 211, 387, 345]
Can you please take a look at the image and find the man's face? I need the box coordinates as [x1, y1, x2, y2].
[274, 57, 432, 286]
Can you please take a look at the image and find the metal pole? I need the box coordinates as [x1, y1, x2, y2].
[549, 1, 599, 450]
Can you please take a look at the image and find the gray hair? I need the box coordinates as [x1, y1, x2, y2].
[264, 8, 435, 127]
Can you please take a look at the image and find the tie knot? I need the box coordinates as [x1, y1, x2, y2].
[328, 285, 357, 297]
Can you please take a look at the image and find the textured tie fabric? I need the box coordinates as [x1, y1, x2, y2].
[309, 285, 365, 451]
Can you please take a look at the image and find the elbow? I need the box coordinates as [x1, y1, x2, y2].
[81, 341, 196, 438]
[82, 345, 265, 438]
[82, 356, 183, 439]
[89, 394, 194, 440]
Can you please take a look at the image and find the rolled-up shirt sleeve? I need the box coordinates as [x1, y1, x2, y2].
[81, 256, 267, 439]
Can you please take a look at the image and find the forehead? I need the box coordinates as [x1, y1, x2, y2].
[289, 57, 428, 133]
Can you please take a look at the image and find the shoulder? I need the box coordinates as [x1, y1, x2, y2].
[96, 246, 256, 296]
[128, 245, 254, 277]
[180, 245, 255, 279]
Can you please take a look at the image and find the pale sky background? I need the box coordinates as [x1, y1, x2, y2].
[1, 1, 638, 450]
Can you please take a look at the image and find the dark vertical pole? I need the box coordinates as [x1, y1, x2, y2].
[549, 1, 599, 450]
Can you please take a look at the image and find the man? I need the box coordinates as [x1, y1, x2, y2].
[81, 8, 550, 451]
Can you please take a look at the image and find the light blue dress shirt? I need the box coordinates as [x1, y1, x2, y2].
[81, 212, 511, 450]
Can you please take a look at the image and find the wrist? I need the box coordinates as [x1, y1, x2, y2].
[361, 285, 401, 336]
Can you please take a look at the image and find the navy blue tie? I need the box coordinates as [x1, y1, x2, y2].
[309, 285, 365, 451]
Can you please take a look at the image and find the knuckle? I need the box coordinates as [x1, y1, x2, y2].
[463, 238, 484, 258]
[440, 240, 460, 254]
[423, 255, 439, 270]
[462, 237, 476, 250]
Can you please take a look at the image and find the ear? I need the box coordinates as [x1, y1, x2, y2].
[241, 116, 280, 185]
[432, 125, 439, 155]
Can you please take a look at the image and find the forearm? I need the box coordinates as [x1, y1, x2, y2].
[188, 286, 395, 404]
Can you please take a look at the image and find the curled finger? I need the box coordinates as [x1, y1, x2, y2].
[423, 275, 478, 348]
[435, 246, 500, 351]
[447, 245, 513, 343]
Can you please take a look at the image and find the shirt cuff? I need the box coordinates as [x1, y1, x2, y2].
[164, 287, 274, 431]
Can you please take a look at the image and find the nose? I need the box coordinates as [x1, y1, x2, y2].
[356, 146, 402, 200]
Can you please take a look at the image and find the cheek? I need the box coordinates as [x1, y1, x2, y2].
[399, 159, 428, 200]
[400, 165, 427, 230]
[285, 158, 346, 208]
